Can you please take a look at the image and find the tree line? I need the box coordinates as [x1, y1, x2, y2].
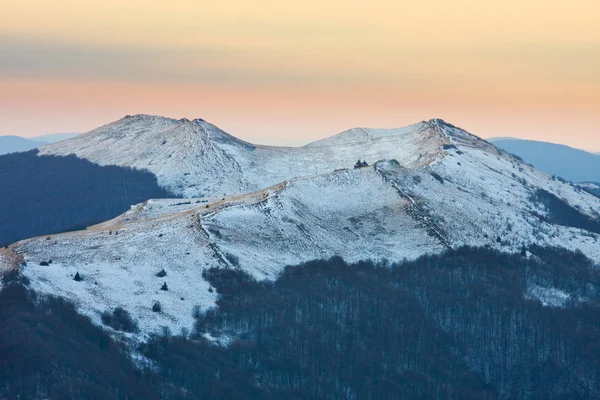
[1, 245, 600, 399]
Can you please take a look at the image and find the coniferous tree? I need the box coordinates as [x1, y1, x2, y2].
[156, 269, 167, 278]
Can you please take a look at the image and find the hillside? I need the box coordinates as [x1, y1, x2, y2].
[491, 139, 600, 183]
[3, 118, 600, 338]
[0, 116, 445, 244]
[4, 247, 600, 399]
[579, 182, 600, 199]
[39, 115, 445, 198]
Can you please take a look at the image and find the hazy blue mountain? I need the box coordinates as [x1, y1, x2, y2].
[0, 136, 46, 155]
[33, 133, 80, 143]
[486, 136, 521, 142]
[0, 133, 80, 155]
[492, 139, 600, 183]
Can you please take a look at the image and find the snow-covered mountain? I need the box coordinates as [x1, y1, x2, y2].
[3, 117, 600, 339]
[39, 115, 444, 198]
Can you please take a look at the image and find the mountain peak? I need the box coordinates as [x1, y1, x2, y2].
[121, 113, 173, 123]
[305, 118, 470, 149]
[304, 121, 435, 148]
[38, 116, 450, 198]
[89, 114, 237, 145]
[426, 117, 446, 125]
[120, 114, 206, 125]
[424, 118, 465, 133]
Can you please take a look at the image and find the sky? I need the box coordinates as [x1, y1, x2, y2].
[1, 0, 599, 149]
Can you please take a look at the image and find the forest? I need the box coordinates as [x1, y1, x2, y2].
[531, 188, 600, 233]
[0, 150, 175, 247]
[581, 183, 600, 199]
[1, 245, 600, 399]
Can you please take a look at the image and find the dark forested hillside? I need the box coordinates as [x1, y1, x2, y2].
[0, 283, 161, 400]
[188, 247, 600, 400]
[531, 189, 600, 234]
[581, 183, 600, 199]
[0, 150, 175, 247]
[2, 246, 599, 399]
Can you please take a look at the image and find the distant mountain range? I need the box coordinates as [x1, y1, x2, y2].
[489, 137, 600, 183]
[0, 133, 79, 155]
[0, 136, 47, 155]
[34, 133, 80, 143]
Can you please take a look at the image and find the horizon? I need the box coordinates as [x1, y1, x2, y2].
[1, 1, 599, 150]
[3, 2, 600, 396]
[4, 113, 600, 153]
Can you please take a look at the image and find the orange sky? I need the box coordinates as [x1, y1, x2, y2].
[1, 0, 599, 149]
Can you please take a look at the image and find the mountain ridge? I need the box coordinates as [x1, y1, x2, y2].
[0, 135, 46, 155]
[0, 133, 81, 155]
[5, 117, 600, 338]
[492, 138, 600, 183]
[39, 114, 452, 198]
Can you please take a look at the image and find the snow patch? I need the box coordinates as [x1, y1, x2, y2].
[525, 285, 571, 307]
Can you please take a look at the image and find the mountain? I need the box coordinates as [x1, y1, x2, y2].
[40, 115, 444, 198]
[578, 182, 600, 198]
[487, 136, 521, 142]
[3, 116, 600, 399]
[0, 135, 46, 155]
[33, 132, 80, 143]
[491, 139, 600, 183]
[0, 132, 80, 155]
[3, 117, 600, 337]
[0, 114, 441, 246]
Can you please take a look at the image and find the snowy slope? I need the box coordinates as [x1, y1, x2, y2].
[4, 171, 445, 337]
[304, 124, 427, 147]
[4, 118, 600, 340]
[39, 115, 444, 198]
[39, 115, 255, 198]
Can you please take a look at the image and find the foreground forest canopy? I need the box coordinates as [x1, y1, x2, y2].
[0, 150, 175, 247]
[1, 246, 599, 399]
